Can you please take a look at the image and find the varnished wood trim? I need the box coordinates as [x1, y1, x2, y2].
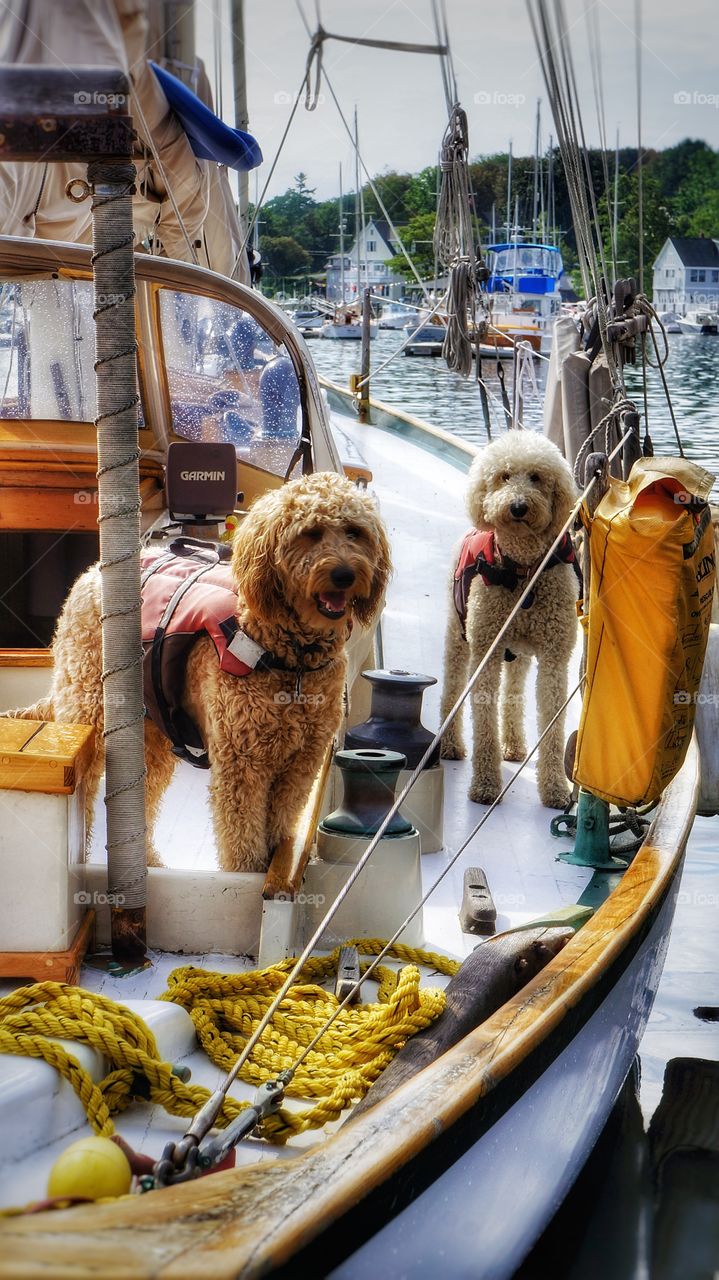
[0, 911, 94, 981]
[0, 720, 95, 793]
[0, 475, 162, 531]
[343, 462, 373, 486]
[0, 421, 158, 455]
[0, 743, 697, 1277]
[0, 649, 53, 668]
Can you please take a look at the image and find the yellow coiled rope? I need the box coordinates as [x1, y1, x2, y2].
[0, 941, 458, 1144]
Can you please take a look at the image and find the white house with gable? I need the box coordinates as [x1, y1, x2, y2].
[325, 218, 404, 303]
[652, 236, 719, 315]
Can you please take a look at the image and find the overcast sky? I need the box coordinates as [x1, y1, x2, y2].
[196, 0, 719, 201]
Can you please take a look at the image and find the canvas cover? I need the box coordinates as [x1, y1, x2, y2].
[0, 0, 250, 280]
[574, 457, 716, 807]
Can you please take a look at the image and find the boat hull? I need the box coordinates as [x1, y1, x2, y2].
[676, 322, 718, 335]
[323, 864, 680, 1279]
[321, 324, 377, 341]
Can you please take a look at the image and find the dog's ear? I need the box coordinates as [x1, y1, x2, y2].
[466, 454, 492, 530]
[547, 459, 579, 540]
[352, 514, 393, 628]
[231, 492, 285, 623]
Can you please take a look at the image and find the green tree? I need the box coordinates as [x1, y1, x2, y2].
[390, 211, 437, 279]
[261, 235, 311, 279]
[601, 172, 674, 283]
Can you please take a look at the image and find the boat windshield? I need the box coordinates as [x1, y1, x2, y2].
[490, 247, 560, 276]
[158, 289, 302, 477]
[0, 279, 111, 423]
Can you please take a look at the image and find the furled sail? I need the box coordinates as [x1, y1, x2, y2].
[0, 0, 258, 281]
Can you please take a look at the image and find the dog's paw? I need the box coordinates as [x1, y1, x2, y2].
[502, 738, 527, 763]
[539, 780, 572, 810]
[468, 774, 502, 805]
[440, 734, 467, 761]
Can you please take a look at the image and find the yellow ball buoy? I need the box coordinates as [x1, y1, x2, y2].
[47, 1135, 132, 1201]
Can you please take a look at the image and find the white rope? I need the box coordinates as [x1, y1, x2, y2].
[486, 322, 552, 362]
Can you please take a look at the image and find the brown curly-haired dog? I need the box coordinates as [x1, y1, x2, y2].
[9, 472, 391, 872]
[440, 432, 578, 810]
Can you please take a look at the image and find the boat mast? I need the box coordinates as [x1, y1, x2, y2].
[230, 0, 250, 223]
[513, 195, 519, 300]
[505, 139, 512, 242]
[339, 163, 345, 305]
[547, 134, 555, 247]
[354, 105, 361, 303]
[532, 99, 540, 240]
[613, 126, 620, 275]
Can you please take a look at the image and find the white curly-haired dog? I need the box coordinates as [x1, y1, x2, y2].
[440, 432, 579, 809]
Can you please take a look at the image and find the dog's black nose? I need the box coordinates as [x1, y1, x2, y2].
[510, 500, 529, 519]
[331, 565, 356, 588]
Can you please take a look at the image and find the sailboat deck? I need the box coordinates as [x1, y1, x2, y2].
[0, 415, 594, 1209]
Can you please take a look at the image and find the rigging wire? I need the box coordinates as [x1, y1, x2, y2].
[529, 1, 687, 459]
[635, 0, 644, 295]
[234, 64, 314, 274]
[167, 425, 635, 1163]
[320, 75, 433, 299]
[284, 677, 584, 1082]
[527, 1, 619, 386]
[586, 6, 617, 280]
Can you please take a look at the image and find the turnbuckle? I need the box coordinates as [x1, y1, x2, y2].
[197, 1079, 285, 1170]
[151, 1079, 285, 1188]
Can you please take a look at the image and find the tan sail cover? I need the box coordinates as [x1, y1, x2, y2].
[0, 0, 249, 281]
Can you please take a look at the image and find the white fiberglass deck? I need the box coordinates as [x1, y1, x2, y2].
[77, 410, 592, 943]
[0, 414, 593, 1208]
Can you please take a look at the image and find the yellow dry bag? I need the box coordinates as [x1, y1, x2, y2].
[574, 457, 716, 807]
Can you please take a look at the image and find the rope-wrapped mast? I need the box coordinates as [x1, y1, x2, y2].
[0, 67, 147, 962]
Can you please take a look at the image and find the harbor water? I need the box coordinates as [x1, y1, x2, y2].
[310, 328, 719, 493]
[311, 327, 719, 1279]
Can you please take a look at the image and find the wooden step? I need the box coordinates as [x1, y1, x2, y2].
[0, 720, 94, 794]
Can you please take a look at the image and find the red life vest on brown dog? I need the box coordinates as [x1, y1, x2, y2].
[453, 527, 581, 643]
[140, 540, 311, 769]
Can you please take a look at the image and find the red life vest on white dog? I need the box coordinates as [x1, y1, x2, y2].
[140, 540, 305, 768]
[453, 527, 581, 642]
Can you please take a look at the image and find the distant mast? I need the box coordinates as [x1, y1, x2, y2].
[506, 139, 512, 242]
[339, 163, 345, 305]
[532, 99, 540, 240]
[547, 134, 555, 246]
[613, 127, 620, 272]
[354, 105, 361, 301]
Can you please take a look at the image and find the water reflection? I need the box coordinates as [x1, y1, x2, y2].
[521, 1052, 719, 1280]
[311, 329, 719, 493]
